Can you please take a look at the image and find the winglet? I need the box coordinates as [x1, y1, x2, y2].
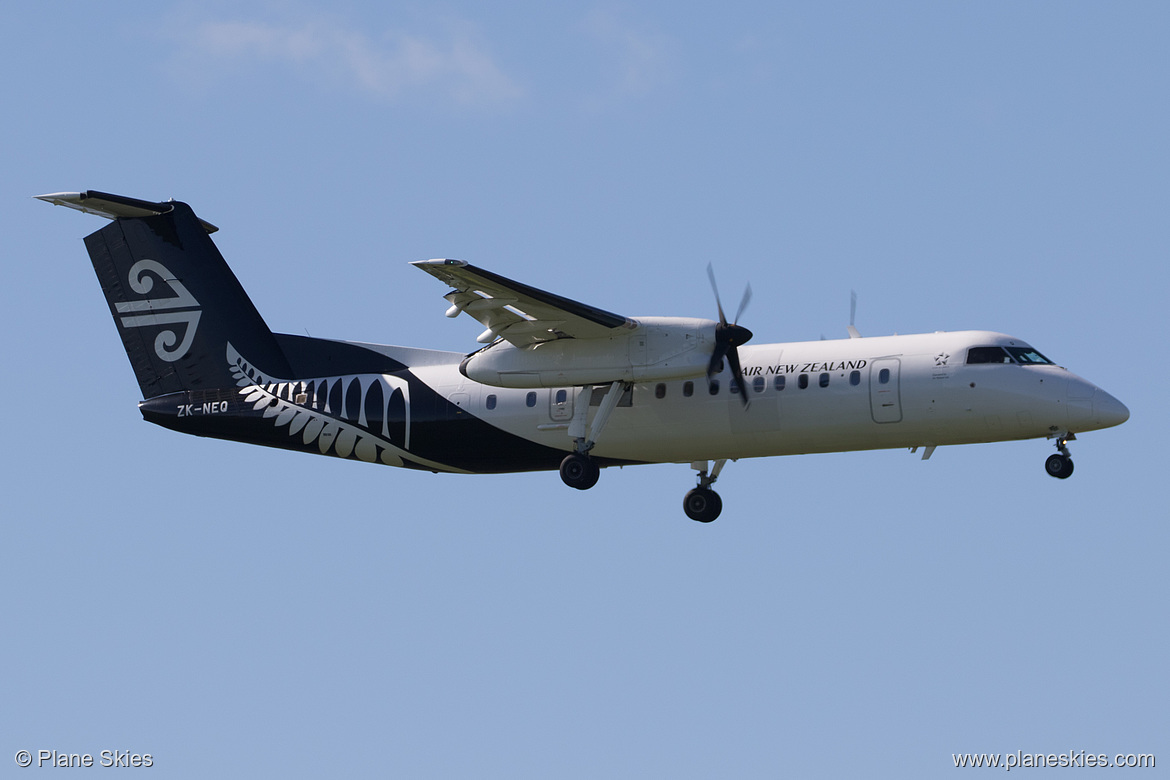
[36, 190, 219, 233]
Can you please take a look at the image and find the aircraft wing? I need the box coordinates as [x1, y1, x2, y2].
[413, 259, 632, 346]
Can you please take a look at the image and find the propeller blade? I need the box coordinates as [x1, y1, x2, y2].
[704, 265, 755, 407]
[733, 283, 752, 326]
[725, 342, 750, 408]
[706, 263, 727, 325]
[707, 340, 728, 380]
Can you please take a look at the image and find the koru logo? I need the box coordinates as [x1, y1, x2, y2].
[114, 259, 202, 362]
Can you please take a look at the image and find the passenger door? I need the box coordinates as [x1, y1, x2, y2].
[869, 358, 902, 423]
[549, 388, 573, 421]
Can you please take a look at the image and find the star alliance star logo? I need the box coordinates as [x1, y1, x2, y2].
[935, 353, 950, 366]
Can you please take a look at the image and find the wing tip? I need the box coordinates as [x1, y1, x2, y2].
[412, 258, 468, 268]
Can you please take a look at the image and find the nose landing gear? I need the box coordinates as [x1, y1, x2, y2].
[1045, 453, 1074, 479]
[1045, 432, 1076, 479]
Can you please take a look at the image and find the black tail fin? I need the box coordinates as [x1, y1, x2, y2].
[44, 191, 292, 398]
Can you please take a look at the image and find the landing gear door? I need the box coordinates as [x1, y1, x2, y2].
[550, 388, 573, 421]
[870, 358, 902, 423]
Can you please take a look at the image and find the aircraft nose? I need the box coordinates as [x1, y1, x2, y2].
[1093, 389, 1130, 429]
[1068, 380, 1129, 431]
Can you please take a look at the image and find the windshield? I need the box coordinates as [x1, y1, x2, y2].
[1005, 346, 1053, 365]
[966, 346, 1013, 364]
[967, 345, 1055, 365]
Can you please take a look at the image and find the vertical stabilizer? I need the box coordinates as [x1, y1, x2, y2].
[44, 192, 292, 398]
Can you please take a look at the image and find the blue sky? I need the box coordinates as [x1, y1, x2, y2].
[2, 2, 1166, 777]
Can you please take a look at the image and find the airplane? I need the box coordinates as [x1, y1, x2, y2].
[38, 190, 1130, 522]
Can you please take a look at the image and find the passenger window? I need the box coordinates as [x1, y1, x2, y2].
[849, 370, 861, 386]
[819, 372, 830, 388]
[753, 376, 765, 393]
[486, 394, 497, 410]
[774, 375, 786, 391]
[798, 373, 809, 389]
[709, 379, 720, 395]
[555, 389, 567, 404]
[525, 391, 536, 407]
[683, 381, 694, 398]
[730, 381, 739, 394]
[655, 383, 666, 399]
[879, 368, 890, 384]
[967, 346, 1013, 364]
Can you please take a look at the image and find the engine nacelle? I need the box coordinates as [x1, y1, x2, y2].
[459, 317, 715, 388]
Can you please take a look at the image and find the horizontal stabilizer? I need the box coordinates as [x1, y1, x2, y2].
[36, 190, 219, 233]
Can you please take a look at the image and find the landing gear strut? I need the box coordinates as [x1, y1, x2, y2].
[1045, 433, 1075, 479]
[684, 459, 727, 522]
[558, 380, 627, 491]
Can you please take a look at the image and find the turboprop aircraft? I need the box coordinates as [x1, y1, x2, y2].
[39, 190, 1129, 522]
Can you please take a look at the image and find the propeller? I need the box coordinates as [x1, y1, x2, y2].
[706, 264, 754, 406]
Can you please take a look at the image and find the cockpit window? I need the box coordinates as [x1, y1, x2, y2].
[1005, 346, 1053, 365]
[966, 346, 1013, 364]
[967, 345, 1056, 365]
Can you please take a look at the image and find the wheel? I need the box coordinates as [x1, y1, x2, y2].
[1045, 453, 1074, 479]
[560, 453, 600, 490]
[683, 487, 723, 523]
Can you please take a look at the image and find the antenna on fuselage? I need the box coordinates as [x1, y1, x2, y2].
[847, 290, 861, 338]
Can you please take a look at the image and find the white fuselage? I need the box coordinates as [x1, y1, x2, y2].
[402, 330, 1128, 468]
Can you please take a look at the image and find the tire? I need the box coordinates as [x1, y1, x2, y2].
[683, 487, 723, 523]
[1045, 453, 1074, 479]
[560, 453, 600, 490]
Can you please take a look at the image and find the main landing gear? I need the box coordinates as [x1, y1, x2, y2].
[559, 452, 600, 490]
[555, 381, 730, 522]
[560, 453, 729, 523]
[684, 459, 727, 523]
[558, 380, 625, 492]
[1045, 432, 1076, 479]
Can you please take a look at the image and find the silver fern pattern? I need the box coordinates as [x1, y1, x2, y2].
[225, 342, 446, 469]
